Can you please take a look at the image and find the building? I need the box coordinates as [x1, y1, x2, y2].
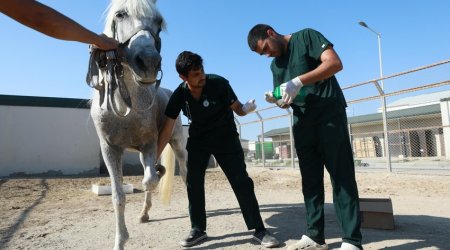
[1, 94, 250, 177]
[0, 95, 100, 177]
[260, 90, 450, 160]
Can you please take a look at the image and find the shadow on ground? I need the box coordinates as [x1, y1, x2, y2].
[0, 179, 49, 249]
[202, 202, 450, 249]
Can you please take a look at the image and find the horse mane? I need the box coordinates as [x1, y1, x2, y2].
[103, 0, 166, 36]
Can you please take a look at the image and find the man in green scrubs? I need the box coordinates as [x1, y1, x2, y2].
[248, 24, 363, 250]
[157, 51, 279, 248]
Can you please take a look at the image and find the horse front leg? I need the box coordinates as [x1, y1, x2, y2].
[139, 189, 152, 222]
[138, 149, 159, 222]
[100, 142, 129, 250]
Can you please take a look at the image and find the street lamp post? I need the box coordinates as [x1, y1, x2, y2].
[358, 21, 385, 89]
[358, 21, 392, 172]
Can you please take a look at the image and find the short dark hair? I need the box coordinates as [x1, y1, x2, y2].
[175, 51, 203, 77]
[247, 24, 274, 51]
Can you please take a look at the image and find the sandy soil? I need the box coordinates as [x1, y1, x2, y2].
[1, 167, 449, 250]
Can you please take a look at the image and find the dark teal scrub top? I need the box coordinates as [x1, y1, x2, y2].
[271, 28, 347, 125]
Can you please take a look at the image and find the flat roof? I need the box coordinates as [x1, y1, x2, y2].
[0, 95, 90, 109]
[263, 103, 442, 137]
[348, 104, 440, 124]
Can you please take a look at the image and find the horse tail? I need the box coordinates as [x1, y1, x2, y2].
[159, 144, 175, 205]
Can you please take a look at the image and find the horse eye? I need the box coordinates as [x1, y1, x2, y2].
[115, 11, 127, 19]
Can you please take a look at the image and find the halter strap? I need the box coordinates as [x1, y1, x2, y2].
[85, 15, 164, 117]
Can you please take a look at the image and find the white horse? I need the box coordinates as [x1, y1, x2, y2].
[86, 0, 187, 249]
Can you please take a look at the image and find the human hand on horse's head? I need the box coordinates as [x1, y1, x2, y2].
[91, 33, 119, 51]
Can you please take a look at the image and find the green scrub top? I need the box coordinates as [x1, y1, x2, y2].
[271, 28, 347, 125]
[165, 74, 239, 149]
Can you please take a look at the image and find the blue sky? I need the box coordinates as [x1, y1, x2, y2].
[2, 0, 450, 140]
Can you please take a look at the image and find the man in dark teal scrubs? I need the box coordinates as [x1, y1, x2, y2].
[248, 24, 363, 250]
[156, 51, 279, 248]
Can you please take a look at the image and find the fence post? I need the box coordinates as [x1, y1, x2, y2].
[440, 98, 450, 159]
[373, 80, 392, 172]
[381, 97, 392, 172]
[348, 123, 354, 156]
[286, 109, 295, 169]
[255, 111, 265, 168]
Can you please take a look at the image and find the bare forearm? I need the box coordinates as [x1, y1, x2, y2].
[300, 61, 342, 84]
[231, 100, 246, 116]
[0, 0, 117, 49]
[235, 105, 247, 116]
[299, 48, 343, 85]
[156, 118, 176, 159]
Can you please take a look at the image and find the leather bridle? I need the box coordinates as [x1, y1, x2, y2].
[86, 13, 163, 117]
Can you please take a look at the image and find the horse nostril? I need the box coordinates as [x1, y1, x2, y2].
[135, 56, 146, 71]
[134, 54, 161, 72]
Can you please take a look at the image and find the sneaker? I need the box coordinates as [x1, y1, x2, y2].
[340, 242, 361, 250]
[287, 235, 328, 250]
[252, 230, 280, 248]
[179, 229, 207, 247]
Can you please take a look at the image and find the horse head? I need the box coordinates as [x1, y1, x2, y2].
[105, 0, 165, 86]
[87, 0, 165, 116]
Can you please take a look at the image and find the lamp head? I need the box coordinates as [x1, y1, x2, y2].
[358, 21, 368, 28]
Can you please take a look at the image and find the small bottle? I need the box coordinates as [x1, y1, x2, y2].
[272, 83, 286, 100]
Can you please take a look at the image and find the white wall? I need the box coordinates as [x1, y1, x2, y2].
[0, 105, 100, 176]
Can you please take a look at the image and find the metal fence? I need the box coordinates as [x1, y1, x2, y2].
[236, 59, 450, 172]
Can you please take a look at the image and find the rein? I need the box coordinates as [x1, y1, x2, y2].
[86, 20, 163, 117]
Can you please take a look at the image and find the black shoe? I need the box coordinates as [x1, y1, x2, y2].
[179, 229, 207, 247]
[253, 230, 280, 248]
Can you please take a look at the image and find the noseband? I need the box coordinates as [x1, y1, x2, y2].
[111, 17, 163, 89]
[86, 16, 163, 117]
[116, 25, 161, 54]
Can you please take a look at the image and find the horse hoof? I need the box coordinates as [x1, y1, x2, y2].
[139, 214, 149, 223]
[155, 164, 166, 178]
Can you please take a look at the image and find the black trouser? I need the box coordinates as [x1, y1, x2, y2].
[293, 112, 362, 247]
[186, 136, 264, 232]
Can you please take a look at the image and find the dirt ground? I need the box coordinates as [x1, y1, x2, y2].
[1, 167, 449, 250]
